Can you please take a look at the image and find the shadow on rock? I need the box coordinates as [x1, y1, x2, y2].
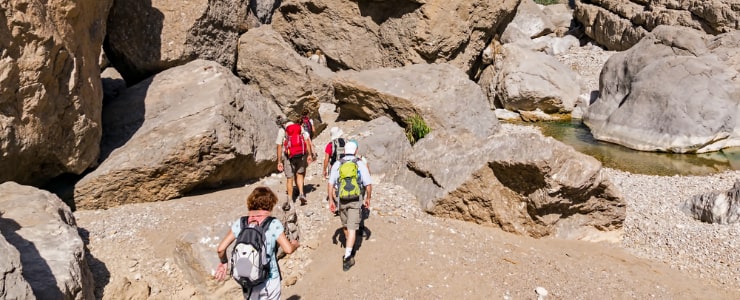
[78, 227, 111, 300]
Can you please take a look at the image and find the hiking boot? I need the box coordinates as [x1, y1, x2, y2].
[299, 195, 307, 205]
[342, 256, 355, 272]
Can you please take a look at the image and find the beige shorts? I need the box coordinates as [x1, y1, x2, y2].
[339, 199, 362, 230]
[284, 155, 307, 178]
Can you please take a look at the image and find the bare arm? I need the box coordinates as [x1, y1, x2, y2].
[364, 185, 372, 208]
[214, 230, 236, 280]
[276, 144, 284, 171]
[276, 232, 299, 254]
[323, 153, 330, 178]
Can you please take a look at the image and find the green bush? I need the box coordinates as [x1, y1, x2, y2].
[534, 0, 559, 5]
[405, 115, 431, 145]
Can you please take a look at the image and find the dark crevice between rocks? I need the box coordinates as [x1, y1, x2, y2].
[406, 161, 442, 188]
[42, 172, 87, 211]
[356, 0, 422, 25]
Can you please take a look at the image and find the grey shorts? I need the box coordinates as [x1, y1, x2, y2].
[284, 155, 307, 178]
[339, 199, 362, 231]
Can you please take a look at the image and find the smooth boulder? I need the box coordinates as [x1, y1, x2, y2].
[105, 0, 249, 84]
[0, 182, 94, 300]
[343, 116, 412, 182]
[0, 0, 112, 186]
[235, 25, 334, 120]
[74, 60, 282, 209]
[333, 63, 499, 139]
[502, 0, 555, 39]
[496, 44, 579, 113]
[584, 26, 740, 153]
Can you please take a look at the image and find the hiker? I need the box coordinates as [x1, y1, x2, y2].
[276, 116, 314, 205]
[214, 187, 300, 299]
[328, 141, 372, 271]
[300, 108, 318, 162]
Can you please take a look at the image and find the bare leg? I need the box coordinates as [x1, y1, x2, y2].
[286, 177, 294, 202]
[345, 228, 356, 256]
[296, 172, 306, 197]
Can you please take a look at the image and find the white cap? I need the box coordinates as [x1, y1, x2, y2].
[330, 127, 343, 140]
[344, 141, 357, 154]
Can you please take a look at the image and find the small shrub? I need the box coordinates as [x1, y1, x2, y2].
[405, 115, 431, 145]
[534, 0, 559, 5]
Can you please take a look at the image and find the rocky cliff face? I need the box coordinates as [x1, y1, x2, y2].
[0, 0, 113, 186]
[574, 0, 740, 50]
[272, 0, 519, 75]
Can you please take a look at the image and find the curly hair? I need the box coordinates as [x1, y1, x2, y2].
[246, 187, 278, 211]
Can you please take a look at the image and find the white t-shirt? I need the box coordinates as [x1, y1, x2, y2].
[275, 122, 310, 145]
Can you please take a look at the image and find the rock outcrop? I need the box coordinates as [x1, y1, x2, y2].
[0, 234, 33, 300]
[495, 44, 580, 113]
[343, 116, 412, 182]
[584, 26, 740, 153]
[0, 182, 94, 300]
[333, 63, 499, 139]
[235, 25, 334, 120]
[74, 60, 282, 209]
[574, 0, 740, 50]
[395, 130, 625, 238]
[104, 0, 249, 84]
[272, 0, 519, 75]
[0, 0, 112, 186]
[502, 0, 556, 39]
[683, 180, 740, 224]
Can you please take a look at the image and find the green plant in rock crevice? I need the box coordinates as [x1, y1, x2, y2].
[534, 0, 559, 5]
[405, 114, 431, 145]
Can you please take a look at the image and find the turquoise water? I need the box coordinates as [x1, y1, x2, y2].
[530, 120, 740, 176]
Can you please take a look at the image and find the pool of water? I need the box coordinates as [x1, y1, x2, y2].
[528, 120, 740, 176]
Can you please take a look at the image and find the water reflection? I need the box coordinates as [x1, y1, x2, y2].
[528, 120, 740, 176]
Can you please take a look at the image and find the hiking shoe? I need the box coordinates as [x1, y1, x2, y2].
[342, 256, 355, 272]
[299, 195, 307, 205]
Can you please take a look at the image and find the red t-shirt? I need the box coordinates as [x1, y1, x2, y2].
[324, 142, 333, 155]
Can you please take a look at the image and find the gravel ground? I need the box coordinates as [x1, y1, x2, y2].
[606, 169, 740, 289]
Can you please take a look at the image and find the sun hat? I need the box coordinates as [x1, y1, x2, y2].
[344, 141, 358, 155]
[330, 127, 344, 140]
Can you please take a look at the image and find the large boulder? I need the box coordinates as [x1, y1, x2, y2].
[272, 0, 519, 75]
[333, 63, 499, 139]
[0, 0, 112, 186]
[574, 0, 739, 50]
[105, 0, 249, 84]
[74, 60, 282, 209]
[502, 0, 556, 39]
[0, 182, 94, 299]
[683, 180, 740, 224]
[496, 44, 580, 113]
[395, 130, 625, 238]
[584, 26, 740, 153]
[343, 116, 412, 182]
[236, 25, 334, 120]
[0, 234, 33, 300]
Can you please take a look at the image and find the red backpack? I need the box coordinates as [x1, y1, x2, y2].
[283, 123, 305, 159]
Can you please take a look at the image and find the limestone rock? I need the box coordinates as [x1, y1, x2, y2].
[543, 4, 573, 31]
[0, 0, 113, 186]
[395, 131, 625, 238]
[584, 26, 740, 153]
[249, 0, 281, 24]
[0, 182, 94, 300]
[503, 0, 556, 39]
[494, 109, 521, 121]
[0, 234, 33, 300]
[343, 116, 412, 181]
[519, 109, 559, 122]
[683, 180, 740, 224]
[272, 0, 519, 75]
[235, 25, 334, 120]
[496, 44, 580, 113]
[477, 65, 500, 109]
[574, 0, 739, 50]
[74, 60, 281, 209]
[105, 0, 249, 84]
[333, 63, 499, 139]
